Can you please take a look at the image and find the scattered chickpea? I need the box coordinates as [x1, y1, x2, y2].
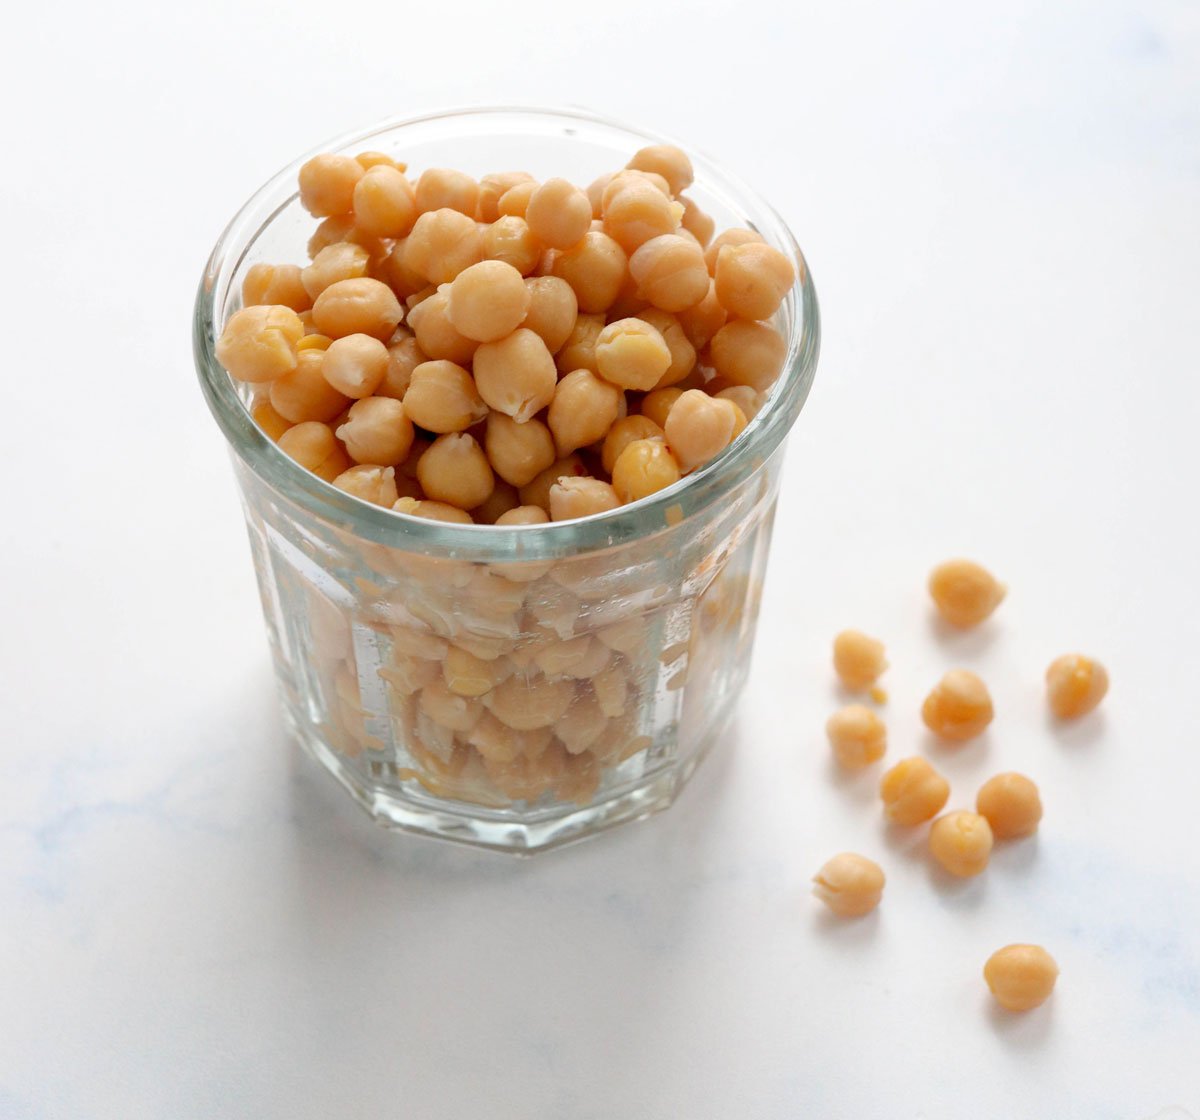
[611, 438, 682, 503]
[976, 772, 1042, 839]
[311, 277, 402, 341]
[550, 231, 628, 313]
[404, 208, 484, 285]
[601, 415, 665, 475]
[548, 369, 623, 456]
[526, 178, 593, 250]
[664, 389, 742, 473]
[242, 263, 311, 312]
[278, 421, 351, 482]
[984, 945, 1059, 1011]
[812, 853, 885, 918]
[928, 559, 1007, 628]
[628, 234, 711, 313]
[415, 168, 479, 217]
[922, 670, 994, 742]
[269, 349, 350, 424]
[709, 319, 787, 391]
[405, 288, 479, 365]
[298, 154, 363, 217]
[825, 704, 887, 769]
[929, 810, 994, 877]
[417, 433, 494, 510]
[879, 757, 950, 825]
[1046, 654, 1108, 719]
[549, 477, 621, 521]
[352, 165, 417, 238]
[320, 333, 389, 398]
[332, 464, 399, 508]
[216, 305, 305, 383]
[473, 328, 558, 422]
[595, 317, 672, 391]
[832, 630, 887, 691]
[482, 216, 541, 276]
[521, 277, 578, 353]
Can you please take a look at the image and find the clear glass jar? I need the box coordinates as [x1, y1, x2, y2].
[194, 107, 819, 852]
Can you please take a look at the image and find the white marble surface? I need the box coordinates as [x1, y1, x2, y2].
[3, 0, 1199, 1116]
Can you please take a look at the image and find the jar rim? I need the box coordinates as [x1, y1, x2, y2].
[193, 105, 820, 562]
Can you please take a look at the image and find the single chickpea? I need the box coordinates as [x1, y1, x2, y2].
[298, 154, 364, 217]
[405, 288, 479, 365]
[251, 396, 291, 442]
[404, 209, 484, 285]
[525, 178, 593, 250]
[521, 277, 578, 353]
[812, 853, 886, 918]
[826, 704, 887, 769]
[715, 384, 764, 420]
[471, 480, 521, 524]
[928, 559, 1007, 628]
[611, 439, 682, 504]
[443, 646, 503, 698]
[663, 389, 741, 473]
[301, 242, 371, 301]
[332, 464, 399, 507]
[296, 333, 333, 352]
[628, 235, 711, 313]
[380, 237, 429, 300]
[635, 309, 696, 388]
[709, 319, 788, 391]
[556, 313, 605, 373]
[879, 757, 951, 825]
[269, 349, 351, 423]
[548, 369, 623, 456]
[714, 242, 796, 320]
[377, 331, 427, 399]
[482, 216, 541, 276]
[586, 172, 614, 217]
[496, 504, 550, 526]
[602, 180, 682, 253]
[518, 454, 587, 510]
[497, 179, 538, 218]
[216, 305, 305, 383]
[278, 421, 351, 482]
[595, 318, 672, 391]
[392, 497, 474, 524]
[601, 170, 672, 211]
[420, 678, 484, 731]
[478, 171, 535, 223]
[922, 670, 994, 742]
[415, 168, 479, 217]
[703, 227, 765, 274]
[677, 279, 728, 349]
[832, 630, 888, 691]
[1046, 654, 1109, 719]
[446, 260, 531, 343]
[355, 151, 401, 172]
[601, 415, 665, 475]
[641, 387, 684, 430]
[484, 411, 557, 488]
[627, 144, 694, 196]
[352, 164, 417, 238]
[403, 360, 488, 433]
[549, 477, 620, 521]
[550, 231, 628, 313]
[929, 810, 994, 877]
[679, 195, 715, 247]
[242, 263, 311, 312]
[335, 396, 414, 466]
[306, 215, 355, 259]
[984, 945, 1059, 1012]
[311, 278, 402, 341]
[320, 333, 389, 399]
[976, 773, 1043, 839]
[472, 327, 557, 422]
[417, 433, 494, 510]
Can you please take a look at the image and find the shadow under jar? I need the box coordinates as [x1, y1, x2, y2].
[194, 107, 820, 853]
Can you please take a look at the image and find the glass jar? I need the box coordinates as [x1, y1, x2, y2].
[194, 107, 819, 852]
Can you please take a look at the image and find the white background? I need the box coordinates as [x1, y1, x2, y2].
[2, 0, 1199, 1117]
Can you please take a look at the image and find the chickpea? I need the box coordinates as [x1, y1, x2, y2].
[556, 313, 605, 373]
[269, 349, 350, 423]
[496, 504, 550, 526]
[592, 664, 628, 718]
[521, 277, 578, 353]
[601, 169, 672, 211]
[879, 757, 950, 826]
[251, 397, 291, 442]
[549, 477, 620, 521]
[663, 389, 741, 473]
[298, 154, 364, 217]
[525, 177, 592, 250]
[332, 464, 399, 508]
[601, 415, 664, 475]
[415, 168, 479, 217]
[976, 772, 1042, 839]
[335, 396, 414, 466]
[611, 439, 682, 503]
[404, 208, 484, 285]
[485, 674, 574, 731]
[216, 305, 305, 383]
[922, 670, 994, 742]
[471, 480, 521, 524]
[628, 234, 711, 313]
[712, 242, 796, 321]
[319, 333, 389, 399]
[277, 421, 351, 482]
[300, 242, 371, 301]
[929, 810, 994, 877]
[832, 630, 887, 691]
[555, 692, 609, 754]
[518, 455, 587, 511]
[928, 559, 1007, 628]
[419, 678, 484, 733]
[497, 179, 538, 218]
[709, 319, 787, 391]
[442, 646, 503, 698]
[640, 387, 684, 430]
[391, 497, 474, 524]
[826, 704, 887, 769]
[472, 327, 557, 422]
[812, 852, 885, 918]
[445, 260, 531, 343]
[715, 384, 764, 420]
[594, 318, 672, 391]
[549, 231, 628, 313]
[627, 144, 694, 196]
[678, 195, 715, 247]
[417, 433, 494, 510]
[547, 369, 623, 456]
[242, 263, 311, 312]
[484, 411, 557, 488]
[633, 309, 696, 388]
[703, 227, 765, 274]
[351, 164, 417, 238]
[1046, 654, 1109, 719]
[478, 171, 534, 222]
[296, 333, 333, 352]
[404, 288, 478, 365]
[586, 172, 614, 217]
[379, 237, 429, 300]
[377, 331, 427, 399]
[355, 151, 402, 172]
[677, 279, 728, 350]
[482, 216, 541, 276]
[306, 215, 354, 259]
[984, 945, 1059, 1012]
[602, 180, 681, 253]
[311, 278, 402, 341]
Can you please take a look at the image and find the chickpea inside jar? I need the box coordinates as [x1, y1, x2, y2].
[195, 108, 819, 852]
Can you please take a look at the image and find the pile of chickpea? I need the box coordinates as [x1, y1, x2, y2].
[216, 143, 796, 526]
[813, 558, 1110, 1014]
